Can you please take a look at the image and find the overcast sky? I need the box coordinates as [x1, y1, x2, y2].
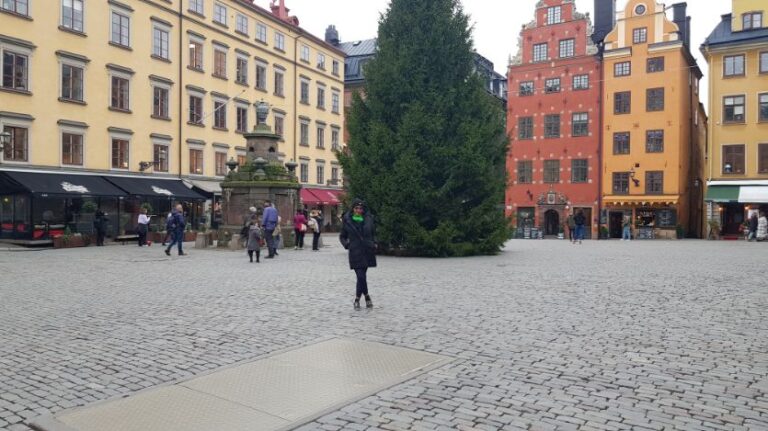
[260, 0, 727, 106]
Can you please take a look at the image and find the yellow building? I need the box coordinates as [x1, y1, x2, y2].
[0, 0, 344, 241]
[701, 0, 768, 238]
[601, 0, 706, 239]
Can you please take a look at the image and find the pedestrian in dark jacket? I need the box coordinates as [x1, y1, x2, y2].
[246, 220, 262, 262]
[164, 204, 186, 256]
[93, 210, 108, 246]
[748, 212, 759, 241]
[339, 199, 377, 309]
[574, 210, 586, 244]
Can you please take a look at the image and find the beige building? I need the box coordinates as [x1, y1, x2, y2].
[0, 0, 344, 241]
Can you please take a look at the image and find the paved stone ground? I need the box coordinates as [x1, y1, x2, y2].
[1, 239, 767, 431]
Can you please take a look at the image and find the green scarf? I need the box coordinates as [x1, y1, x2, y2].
[352, 214, 364, 223]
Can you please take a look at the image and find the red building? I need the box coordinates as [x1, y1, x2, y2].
[506, 0, 603, 238]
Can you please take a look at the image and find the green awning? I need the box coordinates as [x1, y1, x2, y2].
[705, 185, 740, 203]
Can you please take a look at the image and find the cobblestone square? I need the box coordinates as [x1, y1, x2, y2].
[1, 239, 767, 430]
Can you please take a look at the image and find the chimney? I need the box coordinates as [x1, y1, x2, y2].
[325, 25, 340, 46]
[672, 2, 690, 48]
[592, 0, 616, 45]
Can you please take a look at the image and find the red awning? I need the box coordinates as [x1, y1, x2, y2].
[301, 188, 343, 205]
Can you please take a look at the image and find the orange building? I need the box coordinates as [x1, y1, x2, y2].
[601, 0, 706, 239]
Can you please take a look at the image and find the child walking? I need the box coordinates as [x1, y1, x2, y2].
[247, 220, 262, 263]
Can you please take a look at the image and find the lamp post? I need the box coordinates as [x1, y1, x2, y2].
[0, 131, 10, 163]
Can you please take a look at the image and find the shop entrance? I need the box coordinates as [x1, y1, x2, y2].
[609, 212, 624, 239]
[544, 209, 560, 236]
[722, 203, 745, 236]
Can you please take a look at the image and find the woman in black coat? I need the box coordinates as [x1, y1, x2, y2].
[339, 199, 377, 309]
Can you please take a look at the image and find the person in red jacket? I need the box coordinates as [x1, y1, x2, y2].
[293, 209, 307, 250]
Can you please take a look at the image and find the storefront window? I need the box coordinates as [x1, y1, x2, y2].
[636, 208, 676, 228]
[1, 196, 13, 237]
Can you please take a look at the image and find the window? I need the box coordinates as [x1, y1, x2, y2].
[647, 57, 665, 73]
[331, 128, 340, 150]
[2, 0, 28, 15]
[317, 86, 325, 109]
[189, 95, 202, 124]
[153, 144, 168, 172]
[614, 61, 631, 77]
[572, 113, 588, 137]
[517, 161, 532, 184]
[214, 49, 227, 78]
[613, 132, 630, 154]
[111, 76, 129, 111]
[301, 45, 310, 62]
[759, 144, 768, 173]
[646, 130, 664, 153]
[317, 53, 326, 69]
[724, 55, 745, 77]
[275, 32, 285, 50]
[111, 138, 129, 169]
[153, 87, 169, 119]
[189, 0, 203, 15]
[300, 122, 309, 146]
[519, 81, 534, 96]
[2, 126, 27, 161]
[613, 172, 630, 194]
[646, 88, 665, 111]
[274, 69, 284, 96]
[518, 117, 533, 140]
[274, 114, 284, 137]
[300, 80, 309, 104]
[722, 145, 745, 174]
[255, 62, 267, 89]
[236, 105, 247, 132]
[646, 171, 663, 194]
[236, 154, 246, 167]
[332, 60, 340, 76]
[300, 163, 309, 183]
[62, 0, 84, 32]
[189, 40, 203, 70]
[633, 27, 647, 44]
[256, 23, 267, 43]
[544, 114, 560, 138]
[743, 12, 763, 30]
[571, 159, 588, 183]
[533, 43, 548, 62]
[573, 75, 588, 90]
[189, 148, 203, 174]
[62, 133, 83, 165]
[215, 152, 227, 176]
[543, 160, 560, 183]
[544, 78, 560, 93]
[316, 165, 325, 185]
[213, 100, 226, 129]
[236, 57, 248, 84]
[760, 93, 768, 122]
[2, 50, 28, 91]
[331, 92, 340, 113]
[547, 6, 561, 25]
[331, 167, 339, 184]
[724, 95, 745, 123]
[153, 26, 170, 60]
[236, 14, 248, 34]
[614, 91, 631, 114]
[111, 11, 130, 47]
[559, 39, 574, 58]
[761, 52, 768, 73]
[316, 126, 325, 149]
[213, 3, 227, 25]
[61, 64, 83, 101]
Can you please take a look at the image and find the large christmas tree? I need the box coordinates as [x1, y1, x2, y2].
[339, 0, 510, 257]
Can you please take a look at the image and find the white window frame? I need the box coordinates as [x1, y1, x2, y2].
[212, 96, 228, 129]
[188, 143, 205, 176]
[235, 102, 249, 133]
[61, 0, 85, 33]
[316, 124, 325, 149]
[109, 4, 132, 48]
[317, 84, 326, 109]
[151, 80, 172, 119]
[546, 6, 561, 25]
[213, 45, 227, 78]
[187, 87, 205, 125]
[331, 91, 340, 113]
[152, 21, 171, 60]
[275, 32, 285, 51]
[151, 136, 171, 173]
[109, 130, 132, 171]
[273, 111, 284, 137]
[236, 13, 248, 35]
[1, 0, 29, 16]
[57, 53, 87, 102]
[108, 68, 132, 111]
[0, 115, 32, 165]
[316, 163, 325, 185]
[1, 39, 34, 92]
[59, 125, 86, 168]
[255, 60, 267, 90]
[235, 54, 248, 84]
[274, 68, 284, 96]
[214, 150, 228, 177]
[256, 22, 267, 43]
[300, 78, 310, 104]
[317, 52, 326, 69]
[213, 2, 227, 26]
[331, 126, 340, 150]
[300, 161, 309, 183]
[188, 0, 203, 15]
[188, 34, 204, 70]
[301, 45, 310, 62]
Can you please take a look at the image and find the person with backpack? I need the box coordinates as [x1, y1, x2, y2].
[309, 210, 322, 251]
[339, 199, 377, 310]
[164, 204, 186, 256]
[93, 210, 108, 246]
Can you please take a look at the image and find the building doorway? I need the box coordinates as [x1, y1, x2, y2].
[609, 211, 624, 239]
[544, 209, 559, 236]
[722, 203, 745, 236]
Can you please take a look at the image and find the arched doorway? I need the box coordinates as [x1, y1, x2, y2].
[544, 209, 559, 236]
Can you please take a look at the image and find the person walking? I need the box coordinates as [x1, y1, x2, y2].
[309, 210, 322, 251]
[339, 199, 377, 310]
[262, 200, 278, 258]
[757, 211, 767, 242]
[293, 209, 307, 250]
[164, 204, 186, 256]
[93, 210, 108, 246]
[162, 209, 174, 246]
[566, 213, 576, 242]
[748, 212, 759, 241]
[622, 215, 632, 241]
[246, 220, 262, 262]
[137, 208, 151, 246]
[574, 210, 586, 244]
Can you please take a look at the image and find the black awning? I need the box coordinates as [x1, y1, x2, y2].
[103, 176, 206, 200]
[0, 171, 127, 197]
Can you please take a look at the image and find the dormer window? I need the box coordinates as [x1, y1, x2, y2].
[743, 12, 763, 30]
[547, 6, 562, 25]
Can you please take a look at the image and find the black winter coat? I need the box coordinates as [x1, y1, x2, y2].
[339, 212, 377, 270]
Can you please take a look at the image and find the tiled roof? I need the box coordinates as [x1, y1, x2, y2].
[702, 14, 768, 48]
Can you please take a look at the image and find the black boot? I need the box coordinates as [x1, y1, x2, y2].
[365, 295, 373, 309]
[256, 251, 260, 263]
[353, 298, 361, 310]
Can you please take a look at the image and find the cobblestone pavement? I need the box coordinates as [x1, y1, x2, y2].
[1, 239, 767, 431]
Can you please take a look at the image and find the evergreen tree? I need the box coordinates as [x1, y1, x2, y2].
[339, 0, 510, 257]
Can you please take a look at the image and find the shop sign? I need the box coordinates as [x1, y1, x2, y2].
[61, 182, 90, 194]
[152, 186, 173, 196]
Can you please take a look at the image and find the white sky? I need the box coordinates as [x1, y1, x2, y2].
[259, 0, 727, 107]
